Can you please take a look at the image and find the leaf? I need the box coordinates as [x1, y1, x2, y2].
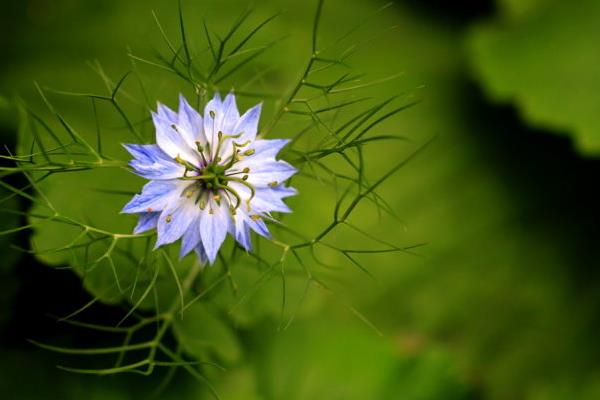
[173, 301, 241, 365]
[467, 0, 600, 155]
[252, 318, 468, 400]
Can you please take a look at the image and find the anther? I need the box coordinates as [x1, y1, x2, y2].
[199, 200, 206, 210]
[250, 214, 261, 221]
[268, 181, 278, 187]
[242, 167, 250, 173]
[166, 215, 173, 223]
[242, 175, 249, 181]
[243, 149, 255, 156]
[209, 110, 215, 118]
[195, 141, 204, 153]
[171, 124, 179, 132]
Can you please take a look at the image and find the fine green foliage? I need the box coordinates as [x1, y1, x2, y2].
[0, 0, 420, 387]
[467, 0, 600, 155]
[3, 1, 600, 399]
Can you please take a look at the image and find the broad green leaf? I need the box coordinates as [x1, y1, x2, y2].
[252, 318, 468, 400]
[467, 0, 600, 155]
[3, 1, 600, 399]
[174, 301, 241, 364]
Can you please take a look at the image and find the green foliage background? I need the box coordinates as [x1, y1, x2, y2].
[2, 0, 600, 399]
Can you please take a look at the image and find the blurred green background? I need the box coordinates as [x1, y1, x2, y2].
[2, 0, 600, 399]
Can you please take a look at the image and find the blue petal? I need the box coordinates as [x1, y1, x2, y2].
[155, 198, 199, 248]
[250, 139, 290, 159]
[179, 215, 201, 259]
[233, 217, 252, 251]
[124, 144, 183, 180]
[178, 94, 205, 147]
[245, 214, 271, 238]
[203, 93, 223, 152]
[122, 180, 184, 214]
[156, 102, 178, 122]
[252, 186, 297, 213]
[242, 159, 297, 187]
[134, 212, 160, 234]
[123, 143, 167, 163]
[199, 201, 231, 264]
[221, 92, 240, 134]
[153, 111, 199, 164]
[194, 241, 209, 265]
[233, 103, 261, 143]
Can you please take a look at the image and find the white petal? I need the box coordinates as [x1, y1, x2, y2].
[233, 103, 261, 144]
[199, 199, 231, 263]
[177, 94, 206, 148]
[153, 112, 200, 165]
[155, 197, 199, 248]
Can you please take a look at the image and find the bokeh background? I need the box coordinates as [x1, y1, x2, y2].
[2, 0, 600, 399]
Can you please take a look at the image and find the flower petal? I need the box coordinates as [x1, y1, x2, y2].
[249, 139, 289, 159]
[134, 212, 160, 234]
[233, 103, 261, 144]
[155, 197, 199, 248]
[199, 199, 231, 263]
[153, 111, 199, 164]
[157, 102, 178, 122]
[124, 144, 184, 180]
[203, 93, 223, 153]
[121, 180, 185, 214]
[241, 159, 297, 187]
[194, 241, 209, 265]
[177, 94, 206, 148]
[179, 213, 201, 259]
[221, 92, 240, 134]
[232, 215, 252, 251]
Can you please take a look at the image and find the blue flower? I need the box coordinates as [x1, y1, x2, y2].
[122, 93, 297, 264]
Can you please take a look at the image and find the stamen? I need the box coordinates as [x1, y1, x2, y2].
[179, 174, 216, 181]
[174, 155, 199, 172]
[213, 131, 227, 163]
[234, 140, 251, 148]
[195, 141, 209, 164]
[227, 177, 256, 208]
[217, 183, 242, 210]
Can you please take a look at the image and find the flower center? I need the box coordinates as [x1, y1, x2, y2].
[172, 125, 256, 213]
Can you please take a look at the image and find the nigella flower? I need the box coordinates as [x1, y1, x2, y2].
[121, 93, 297, 264]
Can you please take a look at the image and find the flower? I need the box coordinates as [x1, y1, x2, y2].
[122, 93, 297, 264]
